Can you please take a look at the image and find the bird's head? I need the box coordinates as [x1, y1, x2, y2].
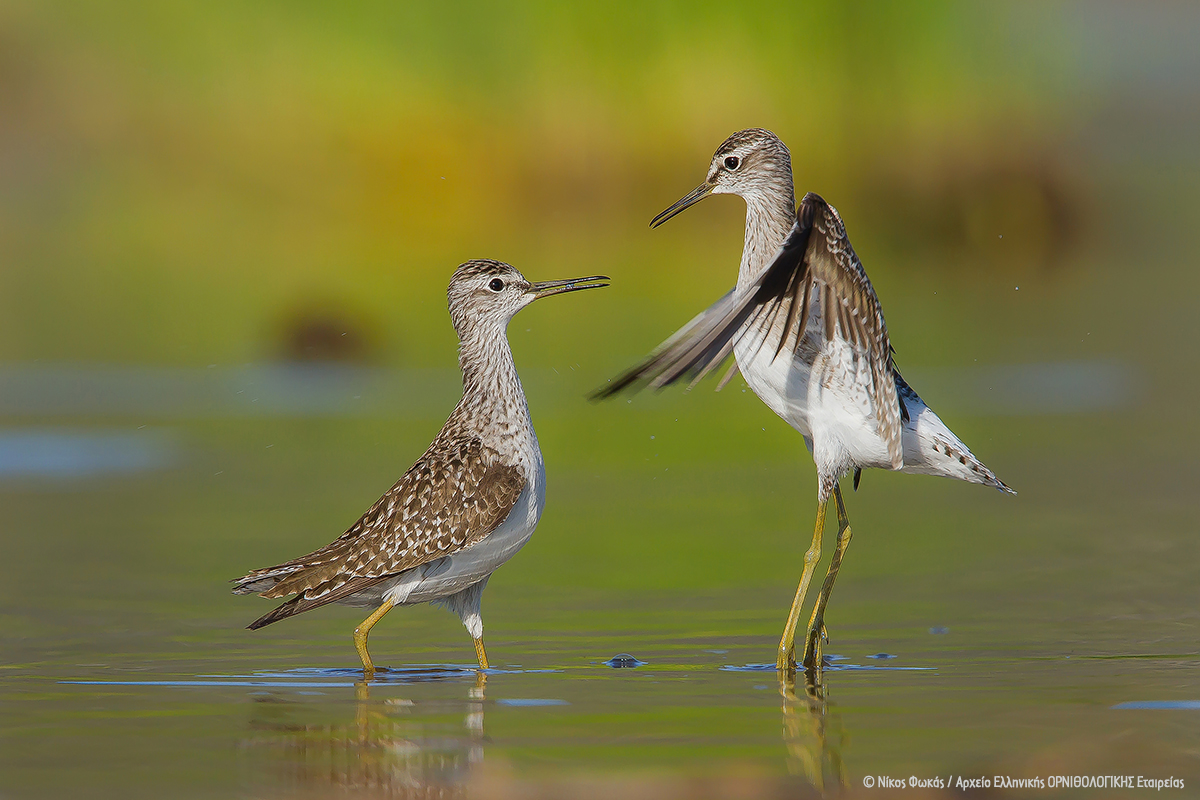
[447, 260, 608, 338]
[651, 128, 793, 227]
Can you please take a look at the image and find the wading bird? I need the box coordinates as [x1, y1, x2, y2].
[234, 261, 607, 678]
[593, 128, 1012, 674]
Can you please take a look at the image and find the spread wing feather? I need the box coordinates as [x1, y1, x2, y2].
[232, 434, 525, 628]
[591, 192, 903, 469]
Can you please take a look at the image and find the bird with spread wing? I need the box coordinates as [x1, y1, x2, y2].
[593, 128, 1012, 676]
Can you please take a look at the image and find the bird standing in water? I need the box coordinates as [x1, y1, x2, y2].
[234, 260, 607, 678]
[593, 128, 1012, 675]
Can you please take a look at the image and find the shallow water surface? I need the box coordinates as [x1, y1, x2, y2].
[8, 619, 1200, 798]
[2, 385, 1199, 797]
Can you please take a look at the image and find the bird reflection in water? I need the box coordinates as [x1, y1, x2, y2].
[243, 672, 487, 798]
[780, 669, 847, 793]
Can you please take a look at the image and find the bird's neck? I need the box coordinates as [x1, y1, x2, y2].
[737, 187, 797, 290]
[454, 324, 535, 455]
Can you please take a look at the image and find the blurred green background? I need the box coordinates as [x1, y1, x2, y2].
[1, 1, 1122, 368]
[3, 2, 1200, 797]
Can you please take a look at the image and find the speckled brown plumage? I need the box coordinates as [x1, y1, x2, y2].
[235, 432, 524, 629]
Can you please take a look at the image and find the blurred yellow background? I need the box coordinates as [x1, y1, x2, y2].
[0, 1, 1130, 371]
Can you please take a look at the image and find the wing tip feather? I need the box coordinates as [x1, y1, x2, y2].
[246, 597, 299, 630]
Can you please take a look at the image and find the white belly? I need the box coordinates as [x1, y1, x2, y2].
[734, 331, 814, 443]
[736, 326, 895, 477]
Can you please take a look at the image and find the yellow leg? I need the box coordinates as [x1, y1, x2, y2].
[778, 499, 829, 672]
[353, 599, 394, 680]
[802, 485, 853, 672]
[473, 636, 489, 670]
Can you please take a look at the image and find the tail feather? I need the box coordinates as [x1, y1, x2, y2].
[231, 575, 282, 596]
[230, 564, 304, 596]
[896, 373, 1015, 495]
[904, 415, 1015, 494]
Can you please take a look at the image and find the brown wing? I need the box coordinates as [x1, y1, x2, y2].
[591, 192, 903, 468]
[234, 435, 526, 628]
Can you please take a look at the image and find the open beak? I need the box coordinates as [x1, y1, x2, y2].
[650, 183, 713, 228]
[529, 275, 610, 299]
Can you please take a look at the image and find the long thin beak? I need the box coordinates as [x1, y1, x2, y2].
[528, 275, 610, 299]
[650, 183, 712, 228]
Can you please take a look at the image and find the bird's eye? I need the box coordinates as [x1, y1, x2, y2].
[724, 155, 740, 170]
[488, 278, 504, 292]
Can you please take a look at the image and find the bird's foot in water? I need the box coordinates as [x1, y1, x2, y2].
[802, 623, 828, 673]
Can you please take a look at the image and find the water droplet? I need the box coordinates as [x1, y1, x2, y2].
[604, 653, 645, 668]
